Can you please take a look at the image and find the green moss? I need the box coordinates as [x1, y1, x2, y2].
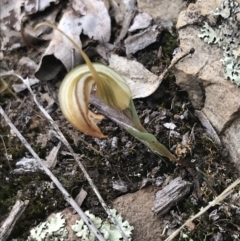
[160, 30, 178, 66]
[0, 182, 18, 216]
[8, 177, 67, 240]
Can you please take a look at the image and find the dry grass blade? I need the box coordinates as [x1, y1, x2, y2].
[0, 135, 12, 171]
[0, 70, 14, 77]
[0, 106, 106, 241]
[165, 178, 240, 241]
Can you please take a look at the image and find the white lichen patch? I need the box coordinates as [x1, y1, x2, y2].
[28, 209, 134, 241]
[72, 209, 134, 241]
[27, 212, 69, 241]
[199, 0, 240, 86]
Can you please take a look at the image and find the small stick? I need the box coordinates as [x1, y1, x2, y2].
[0, 106, 106, 241]
[165, 178, 240, 241]
[115, 0, 137, 44]
[0, 70, 14, 77]
[158, 48, 195, 85]
[0, 200, 29, 241]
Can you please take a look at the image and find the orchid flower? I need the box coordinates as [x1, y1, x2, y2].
[35, 23, 176, 161]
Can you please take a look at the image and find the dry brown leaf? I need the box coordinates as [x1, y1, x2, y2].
[36, 0, 111, 80]
[0, 0, 23, 50]
[72, 0, 111, 42]
[23, 7, 60, 41]
[109, 54, 162, 99]
[35, 10, 83, 76]
[0, 0, 22, 31]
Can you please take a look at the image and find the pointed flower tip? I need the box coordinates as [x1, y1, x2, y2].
[85, 130, 107, 139]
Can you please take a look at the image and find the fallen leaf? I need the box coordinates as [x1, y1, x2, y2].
[35, 0, 111, 80]
[35, 10, 84, 80]
[71, 0, 111, 42]
[128, 12, 152, 32]
[0, 0, 22, 31]
[18, 57, 38, 70]
[23, 7, 60, 41]
[109, 54, 162, 99]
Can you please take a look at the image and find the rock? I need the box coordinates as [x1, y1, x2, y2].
[113, 186, 165, 241]
[137, 0, 186, 21]
[175, 0, 240, 171]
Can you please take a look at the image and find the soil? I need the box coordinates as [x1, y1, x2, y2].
[0, 25, 240, 241]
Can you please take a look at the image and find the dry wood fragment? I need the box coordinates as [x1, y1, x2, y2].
[124, 26, 160, 55]
[194, 110, 221, 145]
[75, 188, 88, 207]
[0, 200, 29, 241]
[45, 142, 61, 169]
[152, 177, 191, 216]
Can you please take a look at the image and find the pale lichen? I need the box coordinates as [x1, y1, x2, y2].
[199, 0, 240, 86]
[27, 209, 134, 241]
[27, 212, 68, 241]
[72, 209, 134, 241]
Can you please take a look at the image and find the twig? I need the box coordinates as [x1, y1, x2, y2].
[0, 135, 12, 171]
[0, 200, 29, 241]
[67, 130, 105, 157]
[194, 110, 221, 145]
[158, 48, 195, 84]
[165, 178, 240, 241]
[13, 74, 129, 241]
[115, 0, 137, 44]
[0, 70, 14, 77]
[0, 106, 106, 241]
